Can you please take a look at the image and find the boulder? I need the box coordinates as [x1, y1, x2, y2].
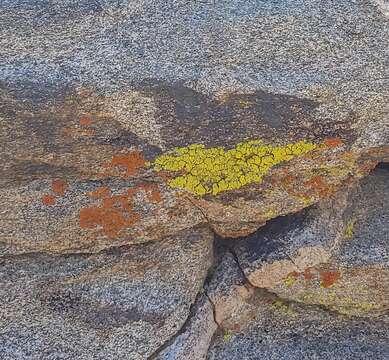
[0, 226, 213, 360]
[232, 164, 389, 317]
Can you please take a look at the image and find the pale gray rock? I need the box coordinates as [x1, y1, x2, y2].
[0, 226, 213, 360]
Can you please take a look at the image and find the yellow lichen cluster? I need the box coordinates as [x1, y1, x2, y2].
[152, 140, 317, 196]
[344, 218, 356, 239]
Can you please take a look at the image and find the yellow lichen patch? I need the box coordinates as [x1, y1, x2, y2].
[271, 300, 297, 317]
[151, 140, 317, 196]
[344, 218, 356, 239]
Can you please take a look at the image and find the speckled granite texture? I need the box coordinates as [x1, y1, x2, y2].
[1, 1, 388, 359]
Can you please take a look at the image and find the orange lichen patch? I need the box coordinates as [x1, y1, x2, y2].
[281, 174, 296, 186]
[101, 151, 146, 177]
[80, 187, 140, 238]
[52, 179, 69, 196]
[136, 183, 163, 203]
[303, 267, 315, 280]
[303, 175, 332, 198]
[42, 194, 56, 206]
[324, 137, 343, 148]
[320, 270, 341, 288]
[79, 117, 93, 126]
[233, 323, 241, 332]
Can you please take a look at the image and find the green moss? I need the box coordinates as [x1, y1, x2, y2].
[151, 139, 317, 196]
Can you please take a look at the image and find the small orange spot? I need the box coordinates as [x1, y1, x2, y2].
[304, 175, 332, 198]
[79, 117, 93, 126]
[42, 194, 56, 206]
[288, 271, 300, 278]
[87, 187, 111, 199]
[324, 137, 343, 148]
[320, 270, 341, 288]
[52, 179, 68, 197]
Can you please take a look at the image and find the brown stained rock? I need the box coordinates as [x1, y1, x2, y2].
[245, 246, 331, 289]
[205, 252, 274, 332]
[0, 179, 204, 255]
[0, 79, 388, 255]
[273, 265, 389, 317]
[232, 165, 389, 317]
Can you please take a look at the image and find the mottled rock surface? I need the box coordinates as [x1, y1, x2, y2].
[207, 303, 389, 360]
[1, 0, 389, 254]
[0, 226, 213, 360]
[1, 0, 389, 359]
[232, 164, 389, 317]
[154, 296, 217, 360]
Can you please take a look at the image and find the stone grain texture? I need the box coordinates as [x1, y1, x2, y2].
[154, 295, 217, 360]
[232, 165, 389, 317]
[1, 0, 389, 254]
[0, 226, 213, 360]
[1, 0, 389, 359]
[207, 303, 389, 360]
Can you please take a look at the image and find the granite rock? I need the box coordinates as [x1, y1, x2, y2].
[232, 165, 389, 317]
[154, 295, 217, 360]
[0, 226, 213, 360]
[207, 301, 389, 360]
[1, 0, 389, 254]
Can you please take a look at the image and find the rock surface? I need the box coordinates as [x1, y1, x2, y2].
[0, 226, 213, 360]
[1, 0, 389, 254]
[232, 164, 389, 317]
[1, 0, 389, 359]
[207, 302, 389, 360]
[154, 295, 217, 360]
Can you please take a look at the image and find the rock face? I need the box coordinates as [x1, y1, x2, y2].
[1, 0, 389, 359]
[207, 303, 389, 360]
[232, 164, 389, 317]
[0, 226, 213, 359]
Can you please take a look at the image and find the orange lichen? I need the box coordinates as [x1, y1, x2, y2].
[303, 267, 315, 281]
[136, 183, 163, 203]
[79, 117, 93, 126]
[101, 151, 146, 177]
[288, 271, 300, 279]
[304, 175, 332, 198]
[42, 194, 56, 206]
[52, 179, 69, 197]
[324, 137, 343, 148]
[320, 270, 341, 288]
[80, 187, 140, 238]
[80, 182, 163, 238]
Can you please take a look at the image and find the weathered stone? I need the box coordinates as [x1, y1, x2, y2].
[154, 295, 217, 360]
[207, 301, 389, 360]
[206, 252, 256, 330]
[1, 0, 389, 358]
[1, 0, 389, 254]
[0, 177, 204, 254]
[0, 226, 213, 360]
[233, 165, 389, 316]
